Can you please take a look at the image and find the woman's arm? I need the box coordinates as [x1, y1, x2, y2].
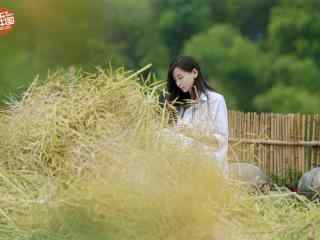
[159, 125, 227, 176]
[159, 126, 217, 153]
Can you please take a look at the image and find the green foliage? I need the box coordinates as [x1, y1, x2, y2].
[226, 0, 277, 39]
[155, 0, 213, 56]
[262, 55, 320, 90]
[104, 0, 169, 70]
[268, 0, 320, 63]
[254, 84, 320, 113]
[184, 24, 268, 110]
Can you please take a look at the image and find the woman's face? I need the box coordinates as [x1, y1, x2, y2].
[172, 67, 198, 93]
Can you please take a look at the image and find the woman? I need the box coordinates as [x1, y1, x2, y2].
[165, 55, 229, 176]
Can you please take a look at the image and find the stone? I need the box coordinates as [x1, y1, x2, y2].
[297, 167, 320, 200]
[229, 163, 272, 192]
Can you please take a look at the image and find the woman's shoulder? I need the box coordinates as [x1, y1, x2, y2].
[206, 90, 225, 103]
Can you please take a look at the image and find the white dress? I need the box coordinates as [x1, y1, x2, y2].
[174, 90, 229, 176]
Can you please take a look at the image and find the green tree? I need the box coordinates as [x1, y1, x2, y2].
[104, 0, 169, 74]
[226, 0, 277, 40]
[184, 24, 269, 110]
[268, 0, 320, 64]
[154, 0, 213, 57]
[254, 55, 320, 113]
[254, 85, 320, 113]
[262, 55, 320, 91]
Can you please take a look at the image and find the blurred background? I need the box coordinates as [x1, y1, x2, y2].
[1, 0, 319, 113]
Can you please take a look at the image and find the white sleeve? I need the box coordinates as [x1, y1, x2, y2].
[209, 96, 229, 175]
[159, 127, 200, 147]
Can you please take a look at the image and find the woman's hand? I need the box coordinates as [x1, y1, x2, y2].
[176, 120, 185, 129]
[165, 100, 175, 111]
[176, 118, 190, 129]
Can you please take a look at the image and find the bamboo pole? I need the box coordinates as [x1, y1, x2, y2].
[289, 114, 293, 185]
[297, 114, 301, 173]
[260, 112, 264, 172]
[316, 115, 320, 166]
[274, 113, 276, 177]
[284, 114, 288, 185]
[264, 112, 267, 174]
[308, 114, 312, 169]
[312, 115, 316, 168]
[268, 113, 272, 176]
[301, 114, 305, 172]
[294, 114, 298, 174]
[276, 113, 279, 179]
[281, 114, 285, 185]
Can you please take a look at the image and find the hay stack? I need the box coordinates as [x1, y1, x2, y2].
[0, 66, 238, 240]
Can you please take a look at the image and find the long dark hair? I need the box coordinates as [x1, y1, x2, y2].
[166, 55, 214, 106]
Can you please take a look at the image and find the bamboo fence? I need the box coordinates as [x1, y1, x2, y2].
[228, 111, 320, 185]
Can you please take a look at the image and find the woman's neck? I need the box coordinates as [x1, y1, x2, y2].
[189, 86, 199, 100]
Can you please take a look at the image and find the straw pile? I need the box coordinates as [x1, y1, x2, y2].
[0, 65, 319, 240]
